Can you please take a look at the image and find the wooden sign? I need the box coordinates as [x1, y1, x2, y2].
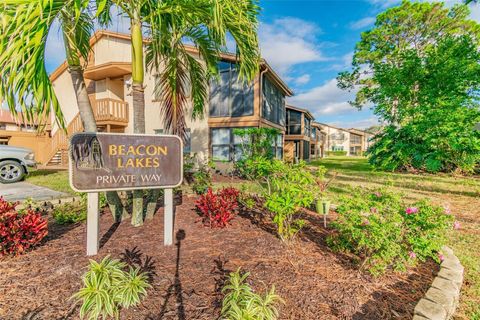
[69, 132, 182, 255]
[69, 133, 183, 192]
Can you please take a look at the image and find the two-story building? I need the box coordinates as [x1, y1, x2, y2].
[44, 30, 292, 167]
[284, 105, 315, 162]
[349, 128, 374, 155]
[310, 122, 326, 160]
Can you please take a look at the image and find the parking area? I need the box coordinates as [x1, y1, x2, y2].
[0, 181, 69, 202]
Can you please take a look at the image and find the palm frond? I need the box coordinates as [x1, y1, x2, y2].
[0, 0, 89, 129]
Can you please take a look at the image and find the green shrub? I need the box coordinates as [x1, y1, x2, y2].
[263, 161, 316, 240]
[328, 188, 455, 275]
[52, 202, 87, 225]
[236, 156, 283, 181]
[192, 164, 212, 195]
[221, 269, 283, 320]
[73, 256, 151, 320]
[325, 151, 347, 156]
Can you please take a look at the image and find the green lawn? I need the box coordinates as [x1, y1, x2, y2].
[26, 169, 74, 195]
[311, 156, 480, 319]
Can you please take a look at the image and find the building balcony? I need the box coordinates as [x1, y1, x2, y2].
[91, 98, 129, 126]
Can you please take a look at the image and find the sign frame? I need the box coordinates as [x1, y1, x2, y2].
[68, 132, 183, 193]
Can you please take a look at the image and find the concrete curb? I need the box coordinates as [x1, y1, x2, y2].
[413, 246, 463, 320]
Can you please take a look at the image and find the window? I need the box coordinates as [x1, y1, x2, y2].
[209, 62, 254, 117]
[351, 134, 362, 145]
[262, 77, 285, 125]
[303, 141, 310, 160]
[304, 117, 311, 137]
[271, 134, 283, 160]
[211, 127, 281, 161]
[311, 127, 316, 140]
[211, 128, 248, 161]
[154, 129, 164, 134]
[310, 143, 316, 156]
[211, 128, 230, 161]
[183, 129, 191, 154]
[286, 109, 302, 135]
[331, 132, 346, 141]
[332, 145, 344, 151]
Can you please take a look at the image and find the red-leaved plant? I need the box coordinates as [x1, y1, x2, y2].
[195, 188, 240, 228]
[0, 197, 48, 256]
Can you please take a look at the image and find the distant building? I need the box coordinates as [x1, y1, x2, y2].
[284, 105, 315, 162]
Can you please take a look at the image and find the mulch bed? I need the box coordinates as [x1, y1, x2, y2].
[0, 195, 438, 320]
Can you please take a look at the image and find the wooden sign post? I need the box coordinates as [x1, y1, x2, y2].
[69, 133, 183, 256]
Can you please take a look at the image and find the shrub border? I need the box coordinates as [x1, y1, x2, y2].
[413, 246, 464, 320]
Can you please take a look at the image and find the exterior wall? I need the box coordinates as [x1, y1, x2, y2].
[94, 37, 131, 65]
[320, 125, 351, 156]
[51, 70, 80, 134]
[0, 130, 51, 163]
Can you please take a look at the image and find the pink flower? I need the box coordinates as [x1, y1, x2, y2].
[453, 221, 461, 230]
[409, 251, 416, 259]
[405, 207, 419, 215]
[374, 192, 382, 198]
[362, 219, 370, 226]
[438, 253, 445, 262]
[370, 207, 378, 213]
[443, 204, 451, 215]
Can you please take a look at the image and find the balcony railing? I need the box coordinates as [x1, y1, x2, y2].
[46, 98, 129, 164]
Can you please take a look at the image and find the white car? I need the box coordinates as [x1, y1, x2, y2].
[0, 145, 37, 183]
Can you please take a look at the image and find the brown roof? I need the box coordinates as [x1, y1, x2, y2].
[0, 108, 47, 126]
[49, 30, 293, 96]
[315, 122, 350, 133]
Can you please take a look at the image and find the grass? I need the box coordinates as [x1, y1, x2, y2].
[26, 169, 74, 195]
[311, 156, 480, 319]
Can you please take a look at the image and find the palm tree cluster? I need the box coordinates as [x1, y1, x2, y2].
[0, 0, 261, 226]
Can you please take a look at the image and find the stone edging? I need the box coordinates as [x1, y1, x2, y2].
[413, 246, 464, 320]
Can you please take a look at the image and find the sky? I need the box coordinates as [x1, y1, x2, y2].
[43, 0, 480, 129]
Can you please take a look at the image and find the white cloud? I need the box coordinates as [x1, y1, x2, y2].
[259, 17, 328, 75]
[331, 117, 380, 129]
[294, 74, 311, 85]
[350, 17, 376, 30]
[367, 0, 401, 8]
[288, 78, 358, 117]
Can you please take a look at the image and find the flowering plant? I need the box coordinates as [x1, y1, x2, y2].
[328, 188, 455, 275]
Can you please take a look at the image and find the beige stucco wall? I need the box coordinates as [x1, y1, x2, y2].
[94, 37, 131, 65]
[320, 125, 351, 156]
[51, 69, 79, 135]
[142, 69, 209, 163]
[0, 130, 51, 163]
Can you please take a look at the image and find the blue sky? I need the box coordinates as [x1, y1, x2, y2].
[43, 0, 480, 129]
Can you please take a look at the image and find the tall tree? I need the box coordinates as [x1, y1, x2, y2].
[97, 0, 260, 225]
[0, 0, 126, 220]
[338, 1, 480, 173]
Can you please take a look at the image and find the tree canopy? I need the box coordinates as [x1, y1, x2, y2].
[338, 0, 480, 173]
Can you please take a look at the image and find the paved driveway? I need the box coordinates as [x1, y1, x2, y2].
[0, 182, 68, 202]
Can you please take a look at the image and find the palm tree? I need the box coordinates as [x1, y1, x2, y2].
[0, 0, 126, 221]
[98, 0, 260, 226]
[0, 0, 96, 131]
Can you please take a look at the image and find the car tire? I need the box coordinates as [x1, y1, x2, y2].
[0, 160, 25, 184]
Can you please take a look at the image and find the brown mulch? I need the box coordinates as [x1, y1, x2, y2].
[0, 196, 437, 320]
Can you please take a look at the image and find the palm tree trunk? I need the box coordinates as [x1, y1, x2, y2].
[64, 27, 126, 223]
[131, 18, 146, 227]
[69, 67, 97, 132]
